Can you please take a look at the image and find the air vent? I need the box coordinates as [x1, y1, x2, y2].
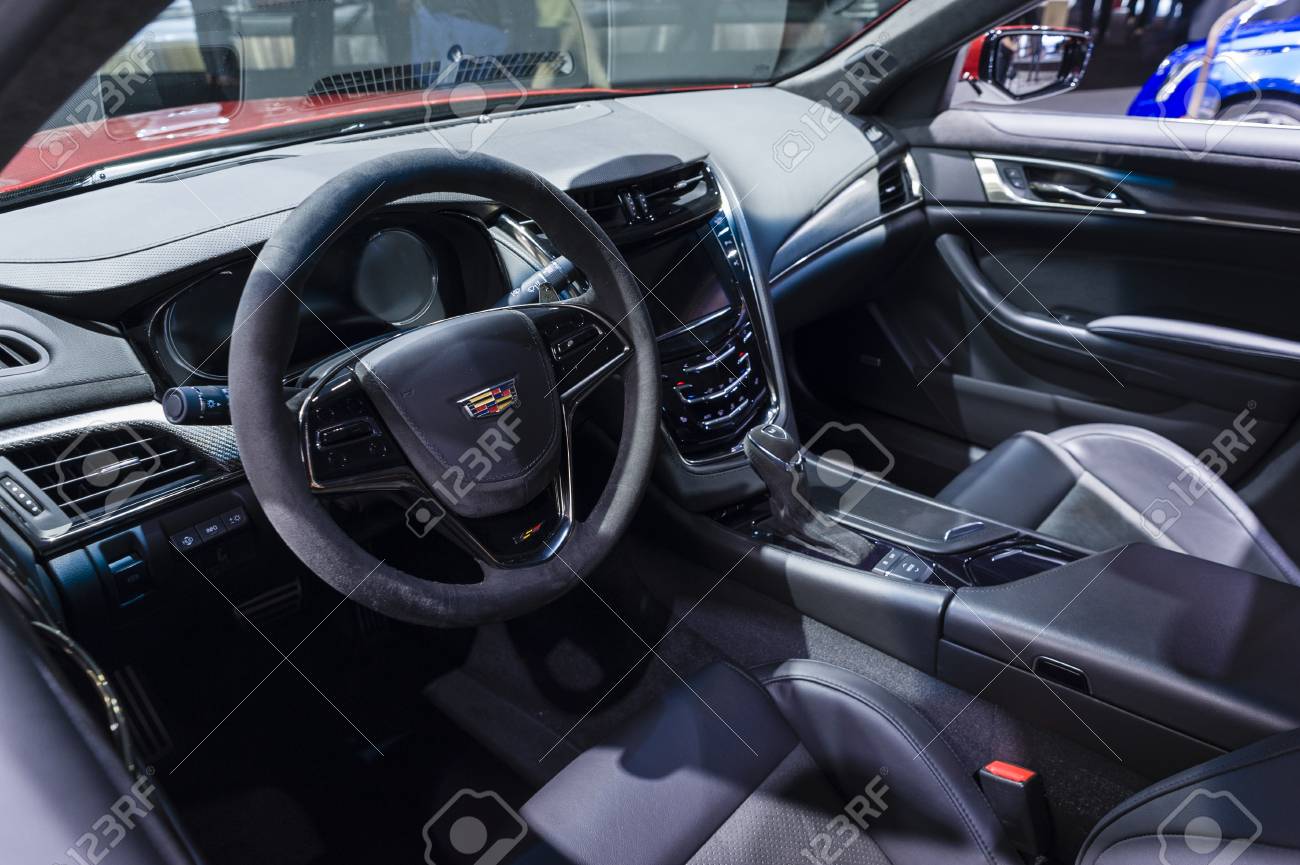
[570, 163, 720, 243]
[2, 427, 213, 524]
[0, 331, 48, 376]
[307, 52, 573, 103]
[878, 160, 910, 214]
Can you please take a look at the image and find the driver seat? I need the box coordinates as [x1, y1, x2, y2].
[517, 660, 1300, 865]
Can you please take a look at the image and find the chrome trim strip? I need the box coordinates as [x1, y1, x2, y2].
[656, 163, 780, 469]
[973, 155, 1145, 214]
[32, 621, 138, 773]
[654, 304, 734, 343]
[768, 198, 921, 286]
[972, 152, 1300, 236]
[680, 341, 736, 373]
[768, 154, 925, 287]
[0, 402, 241, 551]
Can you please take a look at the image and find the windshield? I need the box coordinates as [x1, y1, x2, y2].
[0, 0, 896, 199]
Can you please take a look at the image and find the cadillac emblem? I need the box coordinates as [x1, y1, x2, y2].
[458, 378, 519, 419]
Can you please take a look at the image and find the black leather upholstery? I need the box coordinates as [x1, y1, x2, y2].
[1079, 728, 1300, 865]
[520, 660, 1021, 865]
[519, 659, 1300, 865]
[936, 424, 1300, 585]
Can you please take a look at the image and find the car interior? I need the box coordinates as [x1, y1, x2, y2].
[1, 1, 1299, 864]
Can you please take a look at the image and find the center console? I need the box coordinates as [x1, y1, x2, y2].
[569, 162, 780, 472]
[622, 198, 776, 463]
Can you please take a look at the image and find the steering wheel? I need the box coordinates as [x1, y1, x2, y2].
[228, 150, 658, 627]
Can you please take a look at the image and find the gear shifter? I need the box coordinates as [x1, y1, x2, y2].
[744, 424, 874, 566]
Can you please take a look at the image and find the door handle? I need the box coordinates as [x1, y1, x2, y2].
[1027, 181, 1122, 208]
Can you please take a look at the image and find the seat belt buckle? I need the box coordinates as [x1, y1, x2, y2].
[978, 760, 1053, 859]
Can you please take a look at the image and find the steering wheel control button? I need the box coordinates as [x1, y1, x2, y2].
[317, 418, 377, 449]
[303, 368, 406, 486]
[170, 527, 203, 551]
[528, 307, 630, 402]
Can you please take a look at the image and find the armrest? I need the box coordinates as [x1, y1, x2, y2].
[1086, 315, 1300, 377]
[944, 544, 1300, 751]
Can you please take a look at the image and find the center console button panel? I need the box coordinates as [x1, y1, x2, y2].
[660, 311, 769, 458]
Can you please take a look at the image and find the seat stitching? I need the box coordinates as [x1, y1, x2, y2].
[760, 670, 1006, 865]
[1050, 428, 1298, 582]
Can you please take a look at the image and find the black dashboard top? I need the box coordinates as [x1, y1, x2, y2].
[0, 86, 900, 427]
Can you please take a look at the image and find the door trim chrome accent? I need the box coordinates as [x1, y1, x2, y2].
[972, 153, 1300, 236]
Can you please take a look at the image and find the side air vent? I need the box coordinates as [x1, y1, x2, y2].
[0, 331, 48, 376]
[570, 163, 720, 243]
[877, 154, 922, 217]
[2, 427, 215, 524]
[878, 161, 909, 214]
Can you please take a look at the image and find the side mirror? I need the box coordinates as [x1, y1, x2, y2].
[961, 26, 1093, 101]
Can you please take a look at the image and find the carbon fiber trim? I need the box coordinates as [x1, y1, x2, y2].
[0, 402, 242, 549]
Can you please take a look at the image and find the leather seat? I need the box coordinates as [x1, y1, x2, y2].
[518, 660, 1300, 865]
[934, 424, 1300, 585]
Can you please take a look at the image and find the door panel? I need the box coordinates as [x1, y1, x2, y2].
[806, 108, 1300, 517]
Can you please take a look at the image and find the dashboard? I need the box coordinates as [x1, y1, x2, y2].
[0, 86, 921, 548]
[137, 211, 500, 386]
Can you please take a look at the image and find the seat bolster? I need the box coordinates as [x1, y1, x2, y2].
[519, 662, 797, 865]
[1079, 728, 1300, 865]
[755, 659, 1021, 865]
[1050, 424, 1300, 585]
[937, 431, 1081, 530]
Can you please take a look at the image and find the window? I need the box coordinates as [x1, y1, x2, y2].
[952, 0, 1300, 127]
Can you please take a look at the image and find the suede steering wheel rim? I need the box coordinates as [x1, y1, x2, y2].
[228, 150, 658, 627]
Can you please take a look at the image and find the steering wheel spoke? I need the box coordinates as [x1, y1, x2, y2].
[521, 303, 632, 409]
[420, 440, 573, 567]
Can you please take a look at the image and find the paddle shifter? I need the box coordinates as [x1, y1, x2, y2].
[743, 424, 874, 566]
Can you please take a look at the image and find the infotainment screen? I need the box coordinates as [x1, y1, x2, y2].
[623, 228, 734, 335]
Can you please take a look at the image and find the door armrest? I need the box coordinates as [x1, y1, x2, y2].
[1087, 315, 1300, 377]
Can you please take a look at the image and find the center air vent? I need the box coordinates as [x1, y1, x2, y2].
[2, 427, 213, 524]
[0, 331, 48, 376]
[569, 163, 720, 244]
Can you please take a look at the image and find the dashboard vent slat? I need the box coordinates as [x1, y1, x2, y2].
[569, 162, 720, 243]
[877, 160, 913, 215]
[1, 427, 214, 524]
[0, 331, 48, 376]
[306, 52, 573, 104]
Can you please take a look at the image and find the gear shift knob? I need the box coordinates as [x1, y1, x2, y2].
[744, 423, 873, 566]
[744, 423, 802, 472]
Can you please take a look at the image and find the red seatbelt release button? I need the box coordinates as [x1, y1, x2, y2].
[979, 760, 1052, 856]
[984, 760, 1037, 784]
